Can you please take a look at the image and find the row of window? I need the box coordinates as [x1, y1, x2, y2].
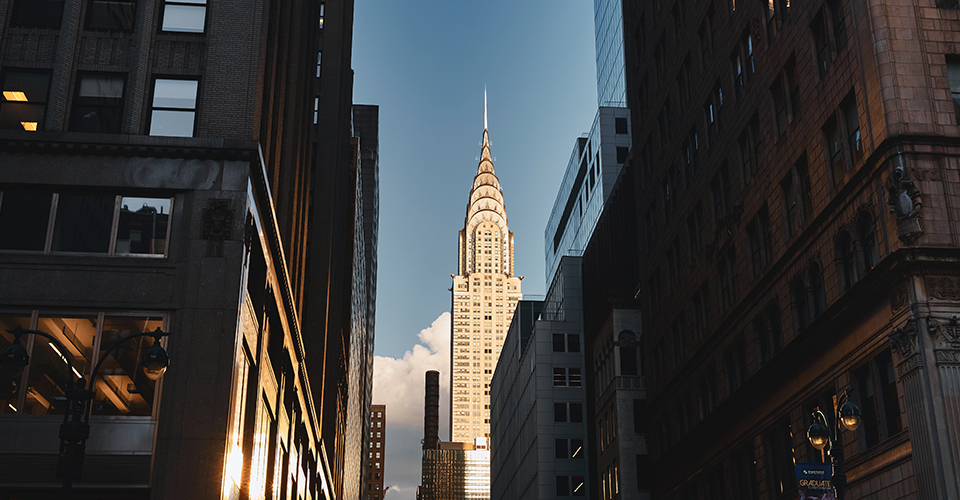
[0, 70, 199, 136]
[12, 0, 208, 33]
[0, 189, 171, 256]
[1, 310, 165, 417]
[553, 367, 583, 388]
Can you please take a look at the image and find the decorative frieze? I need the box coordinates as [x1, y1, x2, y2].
[889, 320, 923, 377]
[891, 282, 909, 312]
[926, 276, 960, 301]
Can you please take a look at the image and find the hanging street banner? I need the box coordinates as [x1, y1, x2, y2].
[796, 462, 835, 500]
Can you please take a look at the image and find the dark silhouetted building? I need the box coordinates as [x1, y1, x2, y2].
[0, 0, 376, 498]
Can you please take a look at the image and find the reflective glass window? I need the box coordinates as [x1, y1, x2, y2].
[0, 70, 51, 132]
[116, 197, 170, 254]
[25, 314, 98, 415]
[161, 0, 206, 33]
[13, 0, 64, 27]
[70, 73, 126, 133]
[52, 193, 115, 252]
[86, 0, 136, 30]
[0, 190, 53, 251]
[149, 78, 198, 137]
[92, 316, 163, 416]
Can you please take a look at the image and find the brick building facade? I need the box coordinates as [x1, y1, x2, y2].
[581, 0, 960, 498]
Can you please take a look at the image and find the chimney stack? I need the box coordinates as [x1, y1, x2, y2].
[423, 370, 440, 450]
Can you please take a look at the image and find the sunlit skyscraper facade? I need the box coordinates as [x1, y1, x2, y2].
[450, 98, 522, 444]
[594, 0, 627, 106]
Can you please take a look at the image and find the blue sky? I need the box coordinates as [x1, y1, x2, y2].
[352, 1, 599, 497]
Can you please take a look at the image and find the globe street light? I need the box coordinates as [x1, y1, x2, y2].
[806, 390, 861, 500]
[1, 325, 171, 499]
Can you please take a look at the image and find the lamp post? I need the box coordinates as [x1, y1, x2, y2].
[806, 390, 862, 500]
[1, 325, 171, 499]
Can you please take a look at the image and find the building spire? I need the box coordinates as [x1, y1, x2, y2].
[484, 85, 488, 131]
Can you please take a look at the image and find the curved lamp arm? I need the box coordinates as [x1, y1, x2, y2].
[5, 325, 79, 377]
[86, 327, 170, 393]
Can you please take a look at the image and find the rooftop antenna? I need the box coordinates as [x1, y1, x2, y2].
[484, 84, 488, 130]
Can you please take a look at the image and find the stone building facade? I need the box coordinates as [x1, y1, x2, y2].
[580, 0, 960, 498]
[0, 0, 375, 498]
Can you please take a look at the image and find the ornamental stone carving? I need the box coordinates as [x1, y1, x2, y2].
[888, 320, 919, 361]
[928, 315, 960, 349]
[891, 282, 909, 312]
[926, 276, 960, 301]
[886, 166, 923, 246]
[202, 198, 234, 257]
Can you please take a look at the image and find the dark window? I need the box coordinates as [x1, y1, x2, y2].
[70, 73, 125, 133]
[792, 275, 810, 330]
[825, 114, 846, 185]
[556, 475, 570, 496]
[553, 334, 565, 352]
[570, 403, 583, 422]
[86, 0, 136, 31]
[0, 190, 53, 251]
[855, 350, 903, 448]
[698, 366, 716, 419]
[555, 438, 569, 459]
[810, 261, 826, 316]
[841, 94, 861, 162]
[12, 0, 64, 27]
[693, 282, 710, 337]
[858, 211, 878, 270]
[718, 247, 736, 311]
[0, 70, 51, 132]
[725, 336, 748, 393]
[633, 399, 647, 432]
[161, 0, 207, 33]
[747, 206, 771, 278]
[711, 166, 731, 226]
[616, 146, 629, 164]
[687, 206, 702, 256]
[51, 193, 115, 253]
[948, 56, 960, 124]
[772, 77, 787, 136]
[567, 334, 580, 353]
[786, 57, 801, 118]
[755, 300, 783, 365]
[837, 230, 857, 289]
[828, 0, 848, 51]
[812, 12, 832, 77]
[732, 446, 759, 500]
[615, 117, 628, 134]
[620, 342, 637, 376]
[765, 420, 796, 497]
[636, 455, 650, 489]
[149, 78, 198, 137]
[569, 368, 582, 387]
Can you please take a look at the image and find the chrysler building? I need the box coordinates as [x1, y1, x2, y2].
[450, 92, 522, 443]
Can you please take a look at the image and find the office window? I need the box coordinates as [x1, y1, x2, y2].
[791, 275, 810, 330]
[718, 247, 736, 311]
[824, 114, 846, 185]
[70, 73, 125, 133]
[149, 78, 198, 137]
[567, 334, 580, 353]
[615, 117, 628, 134]
[765, 420, 796, 497]
[569, 402, 582, 422]
[619, 331, 638, 376]
[554, 368, 567, 387]
[837, 229, 857, 289]
[7, 312, 164, 416]
[810, 261, 826, 317]
[556, 475, 570, 496]
[555, 403, 568, 422]
[812, 11, 832, 77]
[687, 204, 703, 255]
[0, 189, 171, 255]
[0, 190, 53, 251]
[616, 146, 628, 164]
[828, 0, 847, 51]
[86, 0, 136, 31]
[0, 70, 51, 132]
[747, 205, 771, 278]
[555, 438, 568, 458]
[724, 335, 747, 393]
[755, 300, 783, 365]
[732, 446, 759, 500]
[12, 0, 64, 27]
[772, 77, 787, 137]
[841, 94, 861, 162]
[161, 0, 207, 33]
[781, 154, 812, 236]
[857, 211, 878, 271]
[786, 57, 801, 118]
[949, 56, 960, 124]
[553, 334, 565, 352]
[568, 368, 582, 387]
[318, 2, 325, 29]
[711, 165, 731, 226]
[633, 399, 647, 432]
[855, 350, 902, 448]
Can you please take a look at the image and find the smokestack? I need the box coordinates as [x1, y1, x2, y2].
[423, 370, 440, 450]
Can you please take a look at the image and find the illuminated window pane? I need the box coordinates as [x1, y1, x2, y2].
[0, 70, 51, 131]
[24, 314, 98, 415]
[91, 316, 163, 415]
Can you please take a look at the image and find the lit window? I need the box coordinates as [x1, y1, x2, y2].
[161, 0, 207, 33]
[0, 70, 51, 132]
[149, 78, 198, 137]
[70, 73, 125, 133]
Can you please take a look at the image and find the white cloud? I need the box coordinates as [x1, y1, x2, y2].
[374, 313, 452, 500]
[373, 312, 450, 432]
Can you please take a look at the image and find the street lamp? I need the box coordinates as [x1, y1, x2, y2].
[1, 325, 171, 499]
[806, 390, 862, 500]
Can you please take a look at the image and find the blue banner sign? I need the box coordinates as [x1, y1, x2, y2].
[796, 462, 834, 500]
